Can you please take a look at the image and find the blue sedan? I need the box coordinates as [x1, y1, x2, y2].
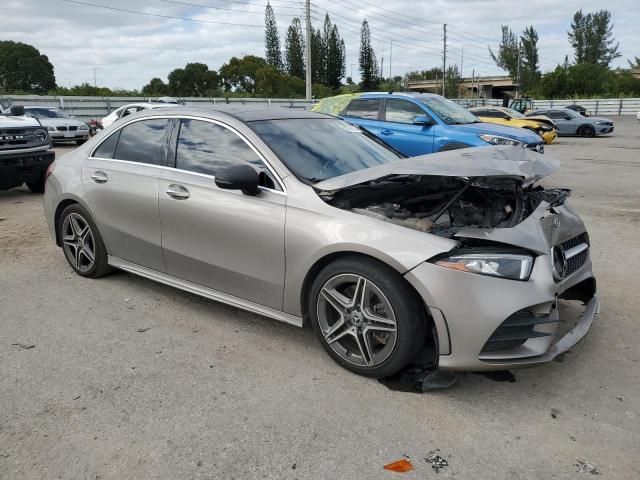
[338, 92, 545, 156]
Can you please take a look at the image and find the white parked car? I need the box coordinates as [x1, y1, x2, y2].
[101, 103, 179, 129]
[24, 106, 90, 145]
[636, 111, 640, 121]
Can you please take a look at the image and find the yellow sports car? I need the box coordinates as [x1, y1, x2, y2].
[469, 106, 558, 144]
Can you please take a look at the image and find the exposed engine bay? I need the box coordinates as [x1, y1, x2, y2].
[318, 175, 571, 238]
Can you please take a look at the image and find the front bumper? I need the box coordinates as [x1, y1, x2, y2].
[404, 251, 598, 371]
[49, 131, 90, 141]
[596, 125, 614, 134]
[0, 149, 55, 190]
[540, 130, 557, 144]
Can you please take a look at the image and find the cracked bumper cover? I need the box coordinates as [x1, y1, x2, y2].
[404, 252, 598, 371]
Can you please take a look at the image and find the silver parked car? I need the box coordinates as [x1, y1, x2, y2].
[43, 107, 599, 378]
[526, 108, 614, 137]
[24, 106, 90, 145]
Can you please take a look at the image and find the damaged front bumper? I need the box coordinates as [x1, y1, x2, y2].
[404, 242, 598, 371]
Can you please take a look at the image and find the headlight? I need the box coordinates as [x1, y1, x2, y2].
[433, 253, 534, 281]
[34, 128, 48, 143]
[47, 126, 56, 131]
[538, 125, 553, 132]
[78, 124, 89, 130]
[479, 134, 525, 147]
[595, 121, 603, 125]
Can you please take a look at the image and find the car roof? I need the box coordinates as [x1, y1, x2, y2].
[126, 105, 331, 123]
[24, 106, 61, 109]
[360, 92, 440, 100]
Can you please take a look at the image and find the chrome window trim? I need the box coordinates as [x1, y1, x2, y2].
[89, 114, 287, 194]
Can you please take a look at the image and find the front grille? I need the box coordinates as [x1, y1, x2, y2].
[481, 309, 556, 353]
[0, 128, 38, 150]
[560, 233, 590, 277]
[56, 126, 68, 131]
[68, 126, 78, 131]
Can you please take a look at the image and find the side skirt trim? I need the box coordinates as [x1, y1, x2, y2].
[108, 256, 303, 328]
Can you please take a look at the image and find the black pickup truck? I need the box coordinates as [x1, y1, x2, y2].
[0, 105, 55, 193]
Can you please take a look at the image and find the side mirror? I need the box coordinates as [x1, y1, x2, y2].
[215, 164, 260, 196]
[10, 105, 25, 116]
[413, 115, 433, 126]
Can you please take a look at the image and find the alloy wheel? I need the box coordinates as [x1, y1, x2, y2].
[316, 274, 397, 367]
[62, 213, 96, 273]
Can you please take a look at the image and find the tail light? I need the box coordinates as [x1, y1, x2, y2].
[46, 161, 56, 179]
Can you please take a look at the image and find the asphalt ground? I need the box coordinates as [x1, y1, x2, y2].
[1, 117, 639, 479]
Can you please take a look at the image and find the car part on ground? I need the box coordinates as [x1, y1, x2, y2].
[0, 104, 55, 192]
[469, 106, 558, 144]
[335, 92, 545, 157]
[526, 108, 614, 136]
[23, 106, 90, 144]
[43, 107, 598, 377]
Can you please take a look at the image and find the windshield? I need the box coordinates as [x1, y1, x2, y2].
[419, 96, 479, 125]
[249, 119, 401, 183]
[26, 108, 71, 119]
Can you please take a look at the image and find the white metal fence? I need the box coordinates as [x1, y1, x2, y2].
[2, 94, 639, 121]
[0, 95, 312, 121]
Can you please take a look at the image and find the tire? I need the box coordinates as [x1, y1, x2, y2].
[308, 256, 427, 378]
[58, 204, 112, 278]
[76, 139, 87, 145]
[26, 174, 46, 193]
[579, 125, 596, 138]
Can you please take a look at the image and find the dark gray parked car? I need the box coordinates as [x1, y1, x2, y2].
[526, 108, 613, 137]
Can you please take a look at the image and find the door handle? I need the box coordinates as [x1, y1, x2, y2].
[90, 171, 108, 183]
[380, 129, 393, 135]
[166, 184, 190, 200]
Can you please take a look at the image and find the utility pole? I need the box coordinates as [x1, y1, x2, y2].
[92, 67, 100, 87]
[516, 40, 521, 98]
[442, 23, 447, 96]
[304, 0, 312, 101]
[459, 46, 464, 99]
[471, 68, 475, 99]
[389, 40, 393, 83]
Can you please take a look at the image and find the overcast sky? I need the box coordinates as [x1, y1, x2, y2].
[3, 0, 638, 90]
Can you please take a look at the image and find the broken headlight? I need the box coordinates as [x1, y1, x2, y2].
[479, 134, 526, 147]
[433, 253, 533, 281]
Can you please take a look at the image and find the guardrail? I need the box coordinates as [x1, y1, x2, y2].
[0, 95, 313, 121]
[2, 94, 639, 121]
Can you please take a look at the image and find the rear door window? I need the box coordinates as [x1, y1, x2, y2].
[343, 99, 382, 119]
[384, 99, 425, 124]
[92, 131, 120, 159]
[113, 118, 171, 166]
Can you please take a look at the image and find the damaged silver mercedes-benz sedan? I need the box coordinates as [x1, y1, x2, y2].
[43, 107, 599, 378]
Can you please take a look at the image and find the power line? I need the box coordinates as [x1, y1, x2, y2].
[155, 0, 303, 16]
[59, 0, 265, 27]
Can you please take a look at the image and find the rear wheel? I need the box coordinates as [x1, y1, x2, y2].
[579, 125, 596, 137]
[59, 204, 112, 278]
[309, 257, 426, 378]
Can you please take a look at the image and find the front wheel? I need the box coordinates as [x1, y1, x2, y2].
[59, 204, 112, 278]
[579, 125, 596, 137]
[309, 257, 427, 378]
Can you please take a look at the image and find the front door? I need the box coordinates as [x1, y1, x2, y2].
[81, 117, 172, 272]
[158, 118, 286, 310]
[548, 111, 574, 135]
[380, 98, 435, 155]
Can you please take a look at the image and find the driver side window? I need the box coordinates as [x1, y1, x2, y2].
[384, 99, 426, 124]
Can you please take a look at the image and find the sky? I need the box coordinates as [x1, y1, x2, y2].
[3, 0, 638, 90]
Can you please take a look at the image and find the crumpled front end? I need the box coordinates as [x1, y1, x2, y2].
[404, 202, 598, 371]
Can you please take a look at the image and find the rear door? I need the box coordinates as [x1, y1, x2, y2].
[82, 117, 172, 271]
[380, 98, 435, 155]
[547, 110, 574, 134]
[341, 98, 384, 136]
[158, 118, 286, 309]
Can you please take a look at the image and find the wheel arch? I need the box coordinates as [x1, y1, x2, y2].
[53, 196, 95, 247]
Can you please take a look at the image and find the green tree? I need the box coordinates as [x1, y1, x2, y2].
[568, 10, 620, 66]
[489, 25, 519, 79]
[520, 26, 541, 93]
[167, 63, 219, 97]
[0, 41, 56, 93]
[285, 17, 305, 79]
[359, 20, 378, 90]
[311, 28, 326, 85]
[264, 2, 283, 71]
[142, 77, 168, 96]
[324, 15, 346, 90]
[219, 55, 268, 94]
[627, 56, 640, 69]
